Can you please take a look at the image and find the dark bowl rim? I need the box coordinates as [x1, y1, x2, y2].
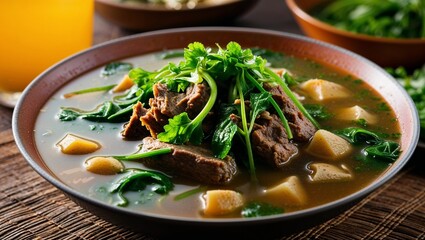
[95, 0, 256, 12]
[12, 26, 420, 225]
[285, 0, 425, 44]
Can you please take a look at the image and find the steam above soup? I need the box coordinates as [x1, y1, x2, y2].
[34, 42, 401, 218]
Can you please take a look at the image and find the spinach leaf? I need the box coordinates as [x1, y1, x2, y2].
[364, 141, 401, 162]
[101, 62, 133, 77]
[212, 105, 238, 159]
[241, 202, 284, 218]
[59, 101, 132, 123]
[336, 127, 382, 145]
[304, 104, 332, 120]
[248, 92, 271, 132]
[336, 127, 401, 163]
[110, 168, 173, 207]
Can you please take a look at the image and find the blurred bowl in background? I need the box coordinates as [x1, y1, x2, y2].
[95, 0, 259, 31]
[285, 0, 425, 69]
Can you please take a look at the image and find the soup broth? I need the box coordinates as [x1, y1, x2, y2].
[34, 46, 400, 219]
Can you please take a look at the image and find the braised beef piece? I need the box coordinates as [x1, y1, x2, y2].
[152, 82, 210, 119]
[230, 111, 298, 168]
[140, 137, 237, 185]
[251, 112, 298, 167]
[121, 102, 150, 140]
[122, 82, 210, 139]
[264, 83, 316, 142]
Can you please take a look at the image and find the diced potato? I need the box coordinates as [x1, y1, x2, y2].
[264, 176, 307, 206]
[56, 133, 101, 155]
[112, 74, 134, 93]
[271, 67, 290, 77]
[299, 79, 351, 101]
[203, 190, 244, 216]
[84, 156, 124, 175]
[309, 163, 353, 183]
[307, 129, 351, 160]
[335, 105, 377, 124]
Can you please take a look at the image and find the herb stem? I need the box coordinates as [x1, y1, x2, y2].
[265, 68, 320, 129]
[236, 72, 257, 182]
[113, 148, 172, 161]
[63, 84, 117, 98]
[245, 71, 293, 139]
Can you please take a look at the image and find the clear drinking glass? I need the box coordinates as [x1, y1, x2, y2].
[0, 0, 94, 107]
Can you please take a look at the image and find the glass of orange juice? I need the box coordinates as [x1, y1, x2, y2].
[0, 0, 94, 107]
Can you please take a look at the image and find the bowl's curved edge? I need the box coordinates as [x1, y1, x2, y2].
[12, 26, 420, 238]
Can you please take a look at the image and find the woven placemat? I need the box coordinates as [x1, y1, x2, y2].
[1, 129, 424, 239]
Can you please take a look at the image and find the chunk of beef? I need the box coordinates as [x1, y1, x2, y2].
[131, 82, 210, 139]
[151, 82, 210, 119]
[264, 83, 316, 142]
[152, 83, 187, 117]
[184, 82, 210, 118]
[140, 106, 169, 138]
[251, 112, 298, 167]
[121, 102, 150, 140]
[140, 137, 237, 185]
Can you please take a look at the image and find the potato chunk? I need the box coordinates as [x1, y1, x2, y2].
[335, 105, 377, 124]
[299, 79, 351, 101]
[112, 74, 134, 93]
[271, 67, 290, 77]
[203, 190, 244, 216]
[264, 176, 307, 206]
[56, 134, 101, 155]
[307, 129, 351, 160]
[309, 163, 353, 183]
[84, 156, 124, 175]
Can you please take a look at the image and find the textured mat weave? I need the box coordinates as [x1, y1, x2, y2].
[1, 129, 424, 239]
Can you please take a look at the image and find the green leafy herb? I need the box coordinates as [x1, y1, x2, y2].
[160, 50, 185, 59]
[211, 105, 238, 159]
[387, 64, 425, 139]
[110, 168, 174, 207]
[101, 62, 134, 77]
[174, 186, 208, 201]
[304, 104, 332, 120]
[59, 101, 132, 123]
[63, 84, 117, 98]
[113, 148, 173, 161]
[364, 141, 401, 162]
[250, 47, 285, 68]
[314, 0, 425, 38]
[241, 202, 284, 218]
[336, 127, 401, 163]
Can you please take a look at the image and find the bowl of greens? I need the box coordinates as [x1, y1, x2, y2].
[286, 0, 425, 69]
[13, 27, 419, 239]
[95, 0, 259, 31]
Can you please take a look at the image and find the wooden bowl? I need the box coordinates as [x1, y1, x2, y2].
[286, 0, 425, 69]
[13, 27, 419, 239]
[95, 0, 259, 31]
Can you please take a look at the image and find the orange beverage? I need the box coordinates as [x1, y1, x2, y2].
[0, 0, 94, 106]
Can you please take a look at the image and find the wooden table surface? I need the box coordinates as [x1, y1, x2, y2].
[1, 0, 424, 239]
